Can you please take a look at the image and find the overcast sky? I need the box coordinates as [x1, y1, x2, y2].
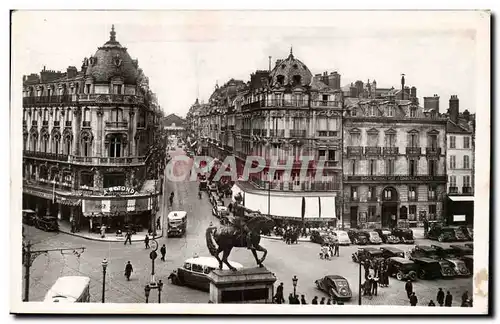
[13, 10, 487, 117]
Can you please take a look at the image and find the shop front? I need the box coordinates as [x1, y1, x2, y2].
[445, 195, 474, 226]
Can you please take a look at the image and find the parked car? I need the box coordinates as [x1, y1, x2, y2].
[461, 255, 474, 274]
[374, 228, 400, 244]
[333, 230, 351, 245]
[465, 243, 473, 249]
[314, 275, 352, 302]
[212, 201, 228, 219]
[431, 244, 470, 277]
[35, 215, 59, 232]
[351, 247, 384, 263]
[380, 246, 405, 259]
[208, 182, 218, 192]
[449, 244, 473, 256]
[347, 229, 369, 245]
[410, 245, 457, 278]
[461, 226, 473, 240]
[310, 230, 336, 245]
[411, 257, 443, 280]
[22, 209, 36, 226]
[387, 257, 418, 281]
[450, 226, 469, 241]
[392, 228, 415, 244]
[427, 225, 456, 242]
[364, 231, 382, 244]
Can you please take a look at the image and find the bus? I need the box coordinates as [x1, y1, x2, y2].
[44, 276, 91, 303]
[167, 211, 187, 237]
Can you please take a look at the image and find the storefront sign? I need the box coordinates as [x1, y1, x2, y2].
[453, 214, 466, 222]
[103, 186, 136, 196]
[345, 175, 447, 182]
[83, 197, 153, 215]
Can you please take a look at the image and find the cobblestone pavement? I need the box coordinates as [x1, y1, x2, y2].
[22, 148, 472, 305]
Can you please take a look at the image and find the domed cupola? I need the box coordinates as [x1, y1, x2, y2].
[269, 48, 312, 87]
[84, 25, 139, 85]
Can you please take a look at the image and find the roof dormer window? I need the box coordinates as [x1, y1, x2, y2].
[293, 64, 298, 69]
[276, 75, 285, 84]
[292, 75, 301, 85]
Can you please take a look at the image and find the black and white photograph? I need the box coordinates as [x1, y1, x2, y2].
[9, 9, 490, 315]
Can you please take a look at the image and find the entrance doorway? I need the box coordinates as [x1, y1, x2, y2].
[381, 186, 399, 227]
[350, 206, 358, 228]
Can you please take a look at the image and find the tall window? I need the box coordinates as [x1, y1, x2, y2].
[450, 155, 456, 169]
[328, 150, 336, 161]
[30, 135, 37, 151]
[81, 135, 92, 157]
[351, 160, 357, 175]
[409, 133, 419, 147]
[428, 135, 438, 149]
[408, 185, 417, 201]
[428, 185, 437, 200]
[409, 205, 417, 220]
[52, 134, 60, 154]
[23, 136, 27, 150]
[369, 106, 376, 116]
[275, 93, 282, 106]
[463, 155, 470, 169]
[463, 175, 471, 188]
[42, 135, 49, 153]
[385, 134, 396, 147]
[385, 159, 395, 175]
[113, 84, 123, 95]
[450, 136, 456, 148]
[463, 136, 470, 149]
[368, 206, 377, 222]
[111, 108, 123, 122]
[409, 159, 417, 176]
[449, 176, 457, 192]
[350, 187, 358, 200]
[64, 136, 72, 155]
[428, 205, 437, 220]
[85, 84, 91, 94]
[387, 106, 394, 117]
[410, 108, 417, 117]
[369, 160, 376, 175]
[368, 186, 376, 200]
[383, 188, 393, 200]
[368, 133, 378, 147]
[109, 135, 122, 158]
[428, 159, 437, 176]
[83, 108, 91, 124]
[350, 133, 361, 146]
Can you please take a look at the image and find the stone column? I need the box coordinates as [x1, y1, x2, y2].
[73, 106, 82, 156]
[96, 107, 103, 157]
[311, 111, 317, 137]
[129, 108, 136, 156]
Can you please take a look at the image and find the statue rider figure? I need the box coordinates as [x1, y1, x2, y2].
[232, 201, 255, 249]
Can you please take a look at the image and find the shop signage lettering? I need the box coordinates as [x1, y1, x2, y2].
[346, 175, 446, 182]
[104, 186, 136, 195]
[83, 198, 151, 214]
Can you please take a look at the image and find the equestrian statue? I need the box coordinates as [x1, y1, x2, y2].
[205, 197, 274, 271]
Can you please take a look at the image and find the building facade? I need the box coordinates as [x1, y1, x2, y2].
[22, 26, 162, 232]
[342, 77, 447, 229]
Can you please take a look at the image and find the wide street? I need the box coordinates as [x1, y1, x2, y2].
[23, 147, 472, 305]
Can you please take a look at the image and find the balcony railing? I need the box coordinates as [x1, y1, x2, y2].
[137, 123, 146, 129]
[383, 147, 399, 155]
[23, 150, 69, 162]
[78, 94, 144, 104]
[426, 147, 442, 155]
[65, 121, 72, 127]
[311, 100, 341, 108]
[270, 129, 285, 138]
[53, 120, 60, 127]
[449, 186, 458, 194]
[105, 121, 128, 129]
[82, 121, 91, 128]
[42, 120, 49, 127]
[23, 95, 75, 106]
[462, 186, 473, 194]
[31, 120, 38, 126]
[344, 175, 448, 183]
[69, 156, 146, 166]
[289, 130, 306, 138]
[406, 147, 422, 155]
[365, 146, 381, 155]
[347, 146, 363, 157]
[248, 177, 340, 191]
[323, 160, 340, 168]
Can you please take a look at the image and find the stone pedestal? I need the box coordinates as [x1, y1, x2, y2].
[207, 267, 276, 304]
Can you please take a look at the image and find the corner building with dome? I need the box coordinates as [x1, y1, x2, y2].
[22, 26, 162, 233]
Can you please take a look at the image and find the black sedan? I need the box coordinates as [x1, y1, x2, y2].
[315, 275, 352, 301]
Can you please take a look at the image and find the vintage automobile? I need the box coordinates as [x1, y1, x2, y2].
[374, 228, 400, 244]
[411, 257, 443, 280]
[450, 226, 469, 242]
[365, 231, 383, 244]
[461, 255, 474, 274]
[167, 211, 187, 237]
[314, 275, 353, 302]
[22, 209, 36, 226]
[310, 230, 336, 245]
[461, 226, 473, 240]
[208, 182, 218, 192]
[431, 244, 470, 277]
[392, 228, 415, 244]
[409, 246, 457, 278]
[380, 246, 405, 259]
[35, 215, 59, 232]
[426, 225, 457, 242]
[351, 247, 384, 263]
[170, 256, 243, 291]
[387, 257, 418, 281]
[333, 230, 351, 245]
[212, 201, 229, 219]
[465, 243, 473, 249]
[449, 244, 473, 256]
[347, 229, 369, 245]
[410, 245, 440, 259]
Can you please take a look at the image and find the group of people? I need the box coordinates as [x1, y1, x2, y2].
[406, 283, 472, 307]
[319, 242, 340, 260]
[273, 283, 343, 305]
[361, 258, 390, 298]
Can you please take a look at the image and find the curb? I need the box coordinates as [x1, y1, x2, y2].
[59, 229, 163, 243]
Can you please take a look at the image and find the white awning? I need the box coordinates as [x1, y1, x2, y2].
[320, 196, 336, 219]
[304, 196, 320, 218]
[245, 192, 269, 214]
[271, 196, 302, 218]
[449, 196, 475, 202]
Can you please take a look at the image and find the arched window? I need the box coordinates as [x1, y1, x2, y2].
[64, 135, 72, 155]
[39, 165, 48, 180]
[23, 135, 28, 151]
[276, 75, 285, 84]
[111, 108, 123, 122]
[30, 134, 37, 151]
[83, 108, 91, 127]
[109, 134, 122, 157]
[292, 75, 302, 85]
[47, 86, 53, 97]
[52, 134, 60, 154]
[81, 134, 92, 157]
[41, 134, 49, 153]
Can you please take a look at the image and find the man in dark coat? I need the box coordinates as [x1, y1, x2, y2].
[124, 231, 132, 245]
[423, 217, 429, 237]
[334, 240, 340, 256]
[461, 291, 469, 306]
[300, 295, 307, 304]
[156, 218, 161, 230]
[428, 300, 436, 306]
[405, 280, 413, 299]
[409, 292, 418, 306]
[288, 293, 294, 304]
[275, 282, 285, 304]
[312, 296, 318, 304]
[445, 291, 453, 307]
[436, 288, 445, 306]
[160, 244, 166, 261]
[144, 235, 150, 249]
[371, 275, 379, 296]
[124, 261, 133, 281]
[320, 297, 325, 304]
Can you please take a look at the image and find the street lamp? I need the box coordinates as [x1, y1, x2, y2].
[101, 258, 108, 303]
[292, 275, 298, 298]
[157, 280, 163, 303]
[145, 284, 151, 303]
[358, 249, 362, 305]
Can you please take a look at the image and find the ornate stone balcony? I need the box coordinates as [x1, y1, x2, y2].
[406, 147, 422, 155]
[23, 150, 69, 162]
[105, 121, 128, 129]
[344, 175, 447, 183]
[426, 147, 442, 155]
[364, 146, 381, 156]
[23, 95, 75, 106]
[78, 94, 144, 104]
[347, 146, 363, 157]
[69, 155, 146, 166]
[311, 100, 341, 108]
[383, 147, 399, 155]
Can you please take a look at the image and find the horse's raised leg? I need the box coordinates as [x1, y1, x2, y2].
[253, 244, 268, 267]
[250, 248, 262, 267]
[214, 246, 224, 270]
[222, 247, 237, 271]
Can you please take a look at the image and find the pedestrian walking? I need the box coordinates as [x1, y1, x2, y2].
[437, 288, 445, 306]
[409, 292, 418, 306]
[326, 298, 331, 305]
[320, 297, 325, 304]
[334, 241, 340, 256]
[423, 217, 429, 238]
[371, 274, 379, 296]
[156, 218, 161, 230]
[428, 300, 436, 306]
[300, 295, 307, 305]
[288, 293, 294, 304]
[124, 261, 133, 281]
[124, 231, 132, 245]
[461, 291, 469, 306]
[160, 244, 166, 261]
[405, 280, 413, 299]
[445, 291, 453, 307]
[169, 192, 174, 206]
[144, 234, 150, 249]
[274, 282, 285, 304]
[312, 296, 318, 304]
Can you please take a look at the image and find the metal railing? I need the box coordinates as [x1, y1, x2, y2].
[462, 186, 473, 194]
[105, 121, 128, 128]
[311, 100, 341, 108]
[365, 146, 381, 155]
[383, 147, 399, 155]
[406, 147, 422, 155]
[449, 186, 458, 194]
[78, 94, 144, 104]
[69, 155, 146, 165]
[426, 147, 442, 155]
[23, 150, 69, 162]
[23, 95, 74, 105]
[289, 130, 306, 138]
[347, 146, 363, 156]
[248, 177, 340, 191]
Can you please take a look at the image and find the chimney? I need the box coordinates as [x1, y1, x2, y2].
[67, 66, 77, 79]
[268, 56, 272, 72]
[410, 86, 417, 98]
[449, 95, 459, 123]
[321, 71, 329, 85]
[401, 74, 405, 100]
[350, 86, 358, 98]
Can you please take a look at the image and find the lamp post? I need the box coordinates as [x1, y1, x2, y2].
[358, 250, 362, 305]
[157, 280, 163, 303]
[101, 258, 108, 303]
[292, 275, 298, 298]
[145, 284, 151, 303]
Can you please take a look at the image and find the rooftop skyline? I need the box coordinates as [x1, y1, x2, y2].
[13, 11, 484, 117]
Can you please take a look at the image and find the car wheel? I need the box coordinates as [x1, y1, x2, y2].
[438, 236, 444, 242]
[396, 271, 404, 281]
[409, 271, 417, 281]
[418, 269, 426, 279]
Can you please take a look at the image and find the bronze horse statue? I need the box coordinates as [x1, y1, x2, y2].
[205, 212, 274, 271]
